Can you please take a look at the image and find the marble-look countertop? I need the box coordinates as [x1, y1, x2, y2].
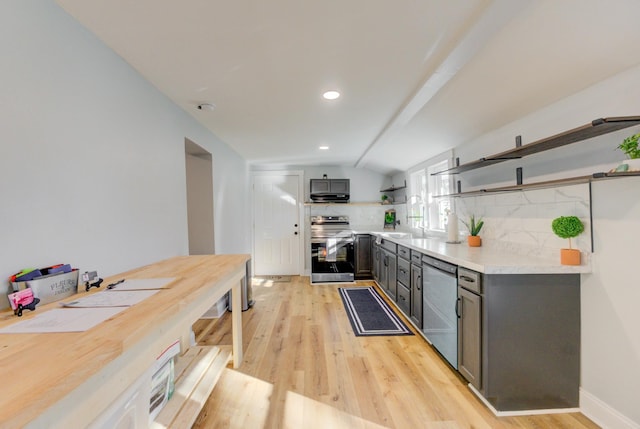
[351, 226, 591, 275]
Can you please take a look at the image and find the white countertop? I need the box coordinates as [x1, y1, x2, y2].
[352, 227, 590, 275]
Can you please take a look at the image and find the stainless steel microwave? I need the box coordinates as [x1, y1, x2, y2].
[310, 178, 350, 202]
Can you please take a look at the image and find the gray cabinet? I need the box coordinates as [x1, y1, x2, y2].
[354, 234, 372, 279]
[380, 246, 397, 300]
[410, 259, 422, 328]
[396, 281, 410, 314]
[310, 178, 350, 194]
[396, 255, 410, 285]
[372, 242, 380, 282]
[396, 248, 410, 310]
[457, 268, 482, 390]
[479, 272, 580, 411]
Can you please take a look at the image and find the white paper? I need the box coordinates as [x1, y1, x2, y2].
[60, 289, 160, 308]
[0, 307, 126, 333]
[106, 277, 176, 291]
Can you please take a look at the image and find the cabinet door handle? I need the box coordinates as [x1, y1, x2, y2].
[460, 275, 475, 283]
[455, 297, 462, 318]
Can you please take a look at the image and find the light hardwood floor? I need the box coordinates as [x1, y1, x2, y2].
[192, 276, 599, 429]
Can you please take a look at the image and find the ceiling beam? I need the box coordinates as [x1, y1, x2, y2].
[355, 0, 532, 170]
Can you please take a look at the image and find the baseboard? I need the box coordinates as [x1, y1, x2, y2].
[467, 384, 580, 417]
[580, 388, 639, 429]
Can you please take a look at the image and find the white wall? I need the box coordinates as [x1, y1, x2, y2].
[438, 65, 640, 428]
[0, 0, 250, 308]
[585, 178, 640, 429]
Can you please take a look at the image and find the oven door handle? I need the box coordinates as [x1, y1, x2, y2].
[310, 238, 354, 244]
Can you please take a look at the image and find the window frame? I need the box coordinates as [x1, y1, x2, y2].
[406, 150, 454, 234]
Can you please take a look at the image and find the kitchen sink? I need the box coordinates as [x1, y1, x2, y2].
[379, 232, 412, 239]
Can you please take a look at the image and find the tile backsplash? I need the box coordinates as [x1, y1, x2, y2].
[306, 203, 408, 230]
[454, 183, 591, 259]
[303, 183, 591, 262]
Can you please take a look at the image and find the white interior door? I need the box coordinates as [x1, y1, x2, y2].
[253, 172, 302, 275]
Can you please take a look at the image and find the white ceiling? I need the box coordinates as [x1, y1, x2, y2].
[56, 0, 640, 175]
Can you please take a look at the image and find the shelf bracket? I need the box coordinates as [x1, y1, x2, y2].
[515, 135, 522, 148]
[516, 167, 523, 186]
[589, 181, 594, 253]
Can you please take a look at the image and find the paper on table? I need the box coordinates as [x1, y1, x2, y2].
[0, 307, 126, 333]
[60, 289, 160, 308]
[107, 277, 176, 291]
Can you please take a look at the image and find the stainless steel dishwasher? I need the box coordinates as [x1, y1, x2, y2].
[422, 255, 458, 369]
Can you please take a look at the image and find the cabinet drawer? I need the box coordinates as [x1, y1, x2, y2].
[410, 250, 422, 265]
[397, 245, 410, 260]
[458, 267, 482, 294]
[397, 281, 410, 314]
[380, 239, 397, 253]
[397, 256, 410, 285]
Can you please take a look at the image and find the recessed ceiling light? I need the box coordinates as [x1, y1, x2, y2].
[322, 91, 340, 100]
[319, 145, 330, 150]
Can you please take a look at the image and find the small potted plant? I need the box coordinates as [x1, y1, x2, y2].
[381, 194, 390, 205]
[461, 215, 484, 247]
[551, 216, 584, 265]
[616, 133, 640, 171]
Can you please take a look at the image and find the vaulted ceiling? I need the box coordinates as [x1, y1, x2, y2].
[56, 0, 640, 175]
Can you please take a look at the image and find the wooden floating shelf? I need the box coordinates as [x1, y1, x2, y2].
[305, 201, 406, 206]
[380, 180, 407, 193]
[433, 116, 640, 176]
[433, 171, 640, 198]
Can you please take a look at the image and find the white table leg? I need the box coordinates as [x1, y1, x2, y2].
[231, 279, 243, 368]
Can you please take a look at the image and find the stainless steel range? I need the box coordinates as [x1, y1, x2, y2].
[310, 215, 354, 283]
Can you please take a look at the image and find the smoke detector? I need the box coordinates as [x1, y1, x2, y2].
[197, 103, 216, 111]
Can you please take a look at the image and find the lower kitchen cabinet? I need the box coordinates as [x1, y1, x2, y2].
[396, 281, 410, 314]
[379, 244, 397, 300]
[354, 234, 372, 279]
[409, 259, 422, 328]
[457, 286, 482, 390]
[370, 238, 581, 413]
[372, 241, 380, 282]
[396, 252, 410, 305]
[478, 273, 580, 412]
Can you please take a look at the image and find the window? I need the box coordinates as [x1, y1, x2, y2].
[407, 152, 454, 233]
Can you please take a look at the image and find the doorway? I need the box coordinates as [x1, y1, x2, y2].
[185, 139, 215, 255]
[252, 171, 303, 275]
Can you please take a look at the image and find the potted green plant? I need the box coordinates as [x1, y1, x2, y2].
[381, 194, 390, 205]
[616, 133, 640, 171]
[551, 216, 584, 265]
[461, 215, 484, 247]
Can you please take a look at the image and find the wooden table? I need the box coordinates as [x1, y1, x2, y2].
[0, 254, 249, 429]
